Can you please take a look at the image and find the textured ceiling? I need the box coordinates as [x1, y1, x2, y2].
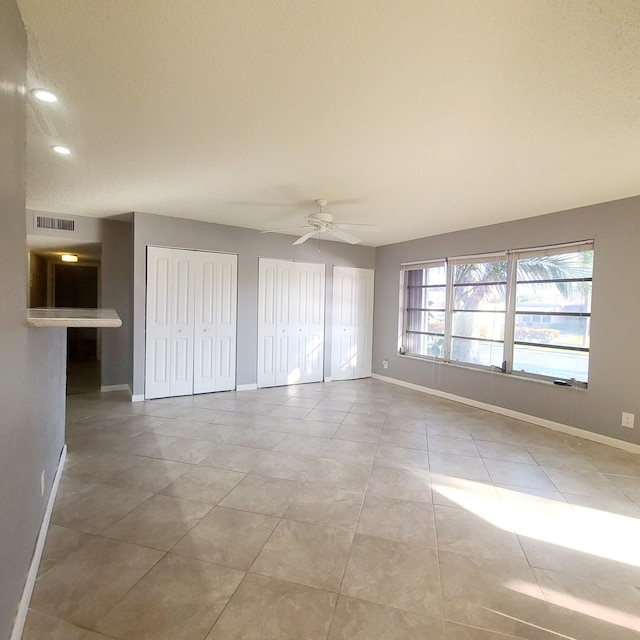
[17, 0, 640, 247]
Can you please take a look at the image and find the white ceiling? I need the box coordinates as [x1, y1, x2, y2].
[17, 0, 640, 247]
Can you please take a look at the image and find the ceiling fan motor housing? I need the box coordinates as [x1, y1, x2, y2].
[308, 211, 335, 227]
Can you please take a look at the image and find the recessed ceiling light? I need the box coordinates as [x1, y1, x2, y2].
[52, 145, 71, 155]
[32, 89, 58, 103]
[61, 254, 78, 263]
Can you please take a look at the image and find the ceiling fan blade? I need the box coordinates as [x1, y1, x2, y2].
[262, 226, 313, 234]
[329, 228, 362, 244]
[337, 223, 380, 232]
[292, 229, 319, 245]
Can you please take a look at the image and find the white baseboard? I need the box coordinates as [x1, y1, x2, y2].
[324, 377, 332, 382]
[100, 384, 130, 393]
[131, 394, 145, 403]
[372, 373, 640, 455]
[237, 384, 258, 392]
[10, 444, 67, 640]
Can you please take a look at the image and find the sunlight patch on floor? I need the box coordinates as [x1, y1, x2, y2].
[508, 579, 640, 633]
[431, 473, 640, 567]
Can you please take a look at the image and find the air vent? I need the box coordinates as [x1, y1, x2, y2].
[34, 215, 75, 232]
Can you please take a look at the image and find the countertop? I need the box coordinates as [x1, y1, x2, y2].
[27, 308, 122, 328]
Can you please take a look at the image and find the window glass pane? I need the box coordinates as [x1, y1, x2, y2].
[407, 265, 446, 286]
[452, 310, 505, 340]
[453, 284, 506, 310]
[513, 247, 592, 381]
[516, 282, 592, 313]
[406, 310, 445, 334]
[516, 250, 593, 282]
[407, 286, 446, 310]
[515, 316, 590, 349]
[513, 345, 589, 382]
[454, 260, 507, 285]
[405, 333, 445, 358]
[451, 337, 503, 367]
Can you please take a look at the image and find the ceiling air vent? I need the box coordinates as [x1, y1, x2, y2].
[34, 215, 75, 232]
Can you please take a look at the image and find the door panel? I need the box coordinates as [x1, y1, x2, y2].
[258, 258, 325, 388]
[331, 267, 356, 381]
[147, 247, 237, 398]
[213, 255, 237, 391]
[257, 258, 278, 388]
[331, 266, 374, 381]
[169, 254, 195, 397]
[193, 251, 237, 394]
[145, 249, 174, 398]
[354, 268, 375, 379]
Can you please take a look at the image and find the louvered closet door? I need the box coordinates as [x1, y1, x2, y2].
[258, 258, 325, 388]
[193, 251, 238, 393]
[331, 266, 374, 381]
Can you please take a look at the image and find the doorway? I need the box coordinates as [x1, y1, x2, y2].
[53, 262, 101, 394]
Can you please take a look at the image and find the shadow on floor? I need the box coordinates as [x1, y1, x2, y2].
[66, 359, 100, 395]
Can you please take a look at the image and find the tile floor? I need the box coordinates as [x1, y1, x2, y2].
[23, 378, 640, 640]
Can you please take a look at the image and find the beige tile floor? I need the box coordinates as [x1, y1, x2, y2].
[23, 379, 640, 640]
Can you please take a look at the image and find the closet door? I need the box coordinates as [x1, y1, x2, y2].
[146, 247, 237, 399]
[193, 252, 238, 393]
[353, 268, 375, 379]
[296, 261, 326, 384]
[257, 258, 278, 388]
[145, 247, 195, 399]
[145, 248, 173, 399]
[258, 258, 325, 388]
[170, 253, 196, 396]
[331, 266, 374, 381]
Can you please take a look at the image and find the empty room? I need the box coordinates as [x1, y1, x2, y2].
[2, 1, 640, 639]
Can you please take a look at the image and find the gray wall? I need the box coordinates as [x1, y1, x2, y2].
[132, 212, 376, 396]
[373, 196, 640, 446]
[101, 219, 133, 387]
[28, 208, 105, 242]
[0, 2, 67, 637]
[27, 210, 133, 389]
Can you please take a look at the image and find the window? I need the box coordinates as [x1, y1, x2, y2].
[450, 256, 507, 368]
[402, 261, 446, 358]
[512, 245, 593, 383]
[400, 242, 594, 385]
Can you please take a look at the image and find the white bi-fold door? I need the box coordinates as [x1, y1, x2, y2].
[331, 266, 375, 380]
[145, 247, 237, 399]
[257, 258, 326, 388]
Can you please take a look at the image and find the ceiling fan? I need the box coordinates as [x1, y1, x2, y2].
[262, 200, 380, 245]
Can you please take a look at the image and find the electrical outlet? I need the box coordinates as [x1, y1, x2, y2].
[40, 470, 45, 496]
[382, 359, 389, 369]
[622, 412, 635, 429]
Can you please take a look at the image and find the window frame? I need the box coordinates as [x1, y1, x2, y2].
[399, 241, 594, 387]
[400, 259, 447, 359]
